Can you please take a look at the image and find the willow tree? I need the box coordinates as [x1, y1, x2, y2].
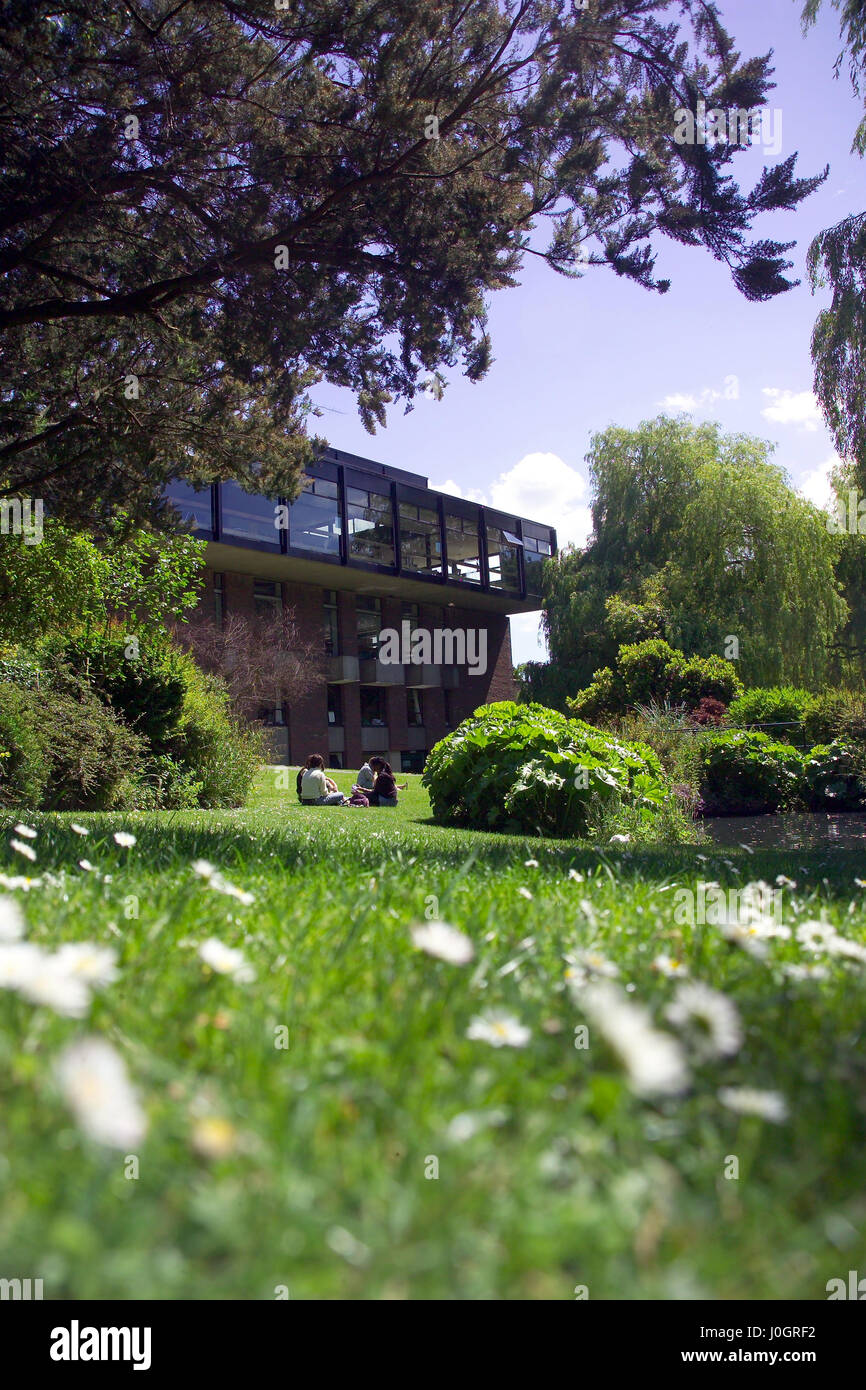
[0, 0, 824, 528]
[539, 417, 847, 693]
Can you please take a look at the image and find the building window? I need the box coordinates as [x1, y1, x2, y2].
[220, 482, 281, 545]
[360, 686, 387, 727]
[443, 689, 455, 728]
[400, 750, 427, 774]
[357, 596, 382, 658]
[257, 699, 286, 727]
[165, 481, 213, 534]
[253, 579, 283, 619]
[329, 752, 344, 769]
[444, 512, 482, 583]
[407, 689, 424, 727]
[327, 684, 343, 726]
[323, 590, 339, 656]
[486, 522, 522, 590]
[213, 572, 225, 626]
[399, 502, 442, 576]
[523, 532, 552, 598]
[347, 485, 395, 567]
[290, 475, 342, 556]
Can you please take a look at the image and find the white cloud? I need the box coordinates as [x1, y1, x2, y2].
[660, 375, 739, 413]
[798, 456, 838, 511]
[433, 451, 591, 550]
[761, 388, 822, 432]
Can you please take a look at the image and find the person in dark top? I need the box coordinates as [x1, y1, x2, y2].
[367, 757, 406, 807]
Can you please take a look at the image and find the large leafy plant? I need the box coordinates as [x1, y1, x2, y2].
[422, 702, 669, 837]
[697, 730, 803, 815]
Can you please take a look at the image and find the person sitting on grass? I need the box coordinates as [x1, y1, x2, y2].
[354, 760, 375, 793]
[300, 754, 347, 805]
[367, 757, 407, 807]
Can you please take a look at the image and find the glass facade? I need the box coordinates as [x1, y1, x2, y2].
[253, 579, 282, 619]
[399, 501, 442, 576]
[486, 522, 522, 591]
[164, 481, 213, 535]
[523, 529, 552, 598]
[444, 511, 482, 584]
[356, 597, 382, 658]
[221, 482, 280, 546]
[346, 485, 395, 567]
[323, 590, 339, 656]
[290, 475, 342, 556]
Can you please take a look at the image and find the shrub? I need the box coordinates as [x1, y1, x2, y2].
[802, 690, 866, 747]
[612, 703, 702, 790]
[0, 682, 49, 808]
[616, 640, 681, 705]
[37, 668, 148, 811]
[697, 729, 803, 815]
[667, 654, 743, 707]
[802, 742, 866, 811]
[164, 664, 262, 807]
[688, 697, 727, 727]
[422, 701, 671, 837]
[728, 687, 817, 742]
[44, 627, 189, 749]
[567, 666, 622, 722]
[128, 755, 203, 811]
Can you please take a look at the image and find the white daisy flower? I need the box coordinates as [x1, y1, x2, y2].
[466, 1010, 530, 1049]
[192, 859, 216, 879]
[192, 862, 254, 906]
[410, 921, 475, 965]
[781, 963, 830, 982]
[0, 942, 45, 989]
[10, 839, 36, 862]
[13, 823, 37, 839]
[719, 922, 769, 959]
[775, 875, 796, 888]
[78, 859, 96, 873]
[795, 920, 839, 953]
[581, 981, 689, 1097]
[517, 886, 533, 900]
[524, 858, 539, 868]
[568, 869, 584, 882]
[718, 1086, 788, 1123]
[0, 873, 42, 891]
[17, 954, 92, 1017]
[56, 1038, 147, 1148]
[609, 834, 631, 845]
[577, 949, 619, 978]
[70, 823, 89, 836]
[198, 937, 255, 983]
[825, 935, 866, 963]
[652, 954, 689, 978]
[665, 981, 742, 1060]
[0, 897, 25, 942]
[53, 943, 119, 988]
[113, 832, 136, 848]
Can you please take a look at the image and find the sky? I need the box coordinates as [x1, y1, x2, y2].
[306, 0, 865, 665]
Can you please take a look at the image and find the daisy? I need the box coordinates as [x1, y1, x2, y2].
[466, 1010, 530, 1049]
[78, 859, 96, 873]
[665, 981, 742, 1060]
[568, 869, 584, 883]
[781, 963, 830, 982]
[192, 862, 254, 906]
[198, 938, 255, 983]
[0, 942, 45, 989]
[10, 839, 36, 862]
[517, 886, 533, 900]
[0, 873, 42, 891]
[56, 1038, 147, 1148]
[524, 858, 539, 868]
[577, 948, 619, 978]
[17, 955, 92, 1017]
[410, 921, 475, 965]
[718, 1086, 788, 1123]
[825, 936, 866, 963]
[0, 897, 25, 942]
[580, 981, 689, 1097]
[609, 834, 631, 845]
[13, 824, 37, 839]
[652, 954, 689, 978]
[719, 922, 769, 960]
[191, 1115, 238, 1159]
[795, 921, 839, 953]
[113, 832, 137, 848]
[53, 943, 119, 988]
[70, 823, 89, 836]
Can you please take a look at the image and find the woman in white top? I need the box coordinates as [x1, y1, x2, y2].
[300, 754, 346, 805]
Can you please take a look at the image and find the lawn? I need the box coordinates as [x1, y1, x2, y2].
[1, 766, 865, 1300]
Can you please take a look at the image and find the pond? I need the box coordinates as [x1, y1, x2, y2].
[703, 812, 866, 851]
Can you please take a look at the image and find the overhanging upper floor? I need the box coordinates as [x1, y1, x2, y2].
[165, 446, 556, 616]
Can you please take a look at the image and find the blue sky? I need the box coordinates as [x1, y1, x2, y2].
[308, 0, 865, 664]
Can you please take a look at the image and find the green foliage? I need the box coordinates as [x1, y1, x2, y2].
[610, 704, 702, 794]
[728, 687, 818, 741]
[129, 755, 203, 812]
[0, 682, 49, 808]
[34, 668, 147, 812]
[422, 701, 669, 838]
[569, 638, 743, 721]
[697, 730, 804, 816]
[617, 640, 682, 705]
[542, 418, 848, 691]
[802, 741, 866, 810]
[165, 666, 263, 809]
[567, 667, 622, 723]
[802, 688, 866, 746]
[667, 654, 743, 708]
[0, 5, 822, 527]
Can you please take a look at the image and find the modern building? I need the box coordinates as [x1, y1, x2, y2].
[166, 447, 556, 772]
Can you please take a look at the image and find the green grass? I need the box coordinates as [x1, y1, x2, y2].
[1, 767, 865, 1300]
